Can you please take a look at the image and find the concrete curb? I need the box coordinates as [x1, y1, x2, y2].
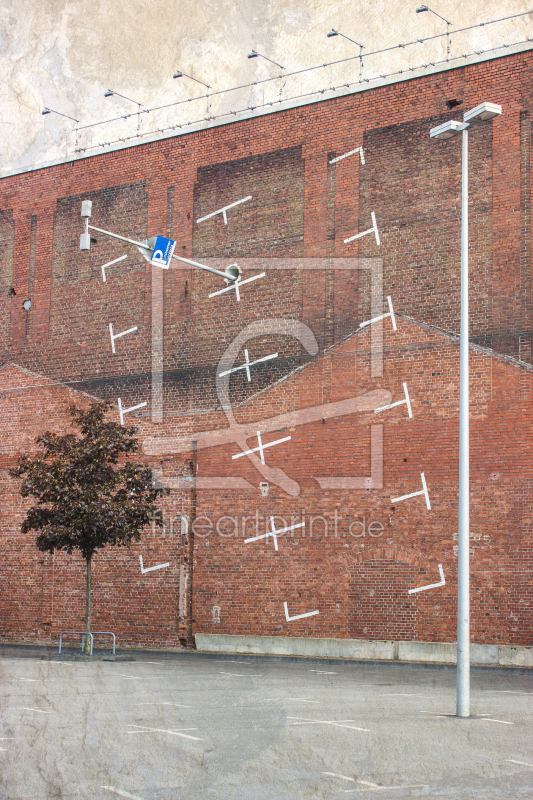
[1, 641, 532, 674]
[195, 633, 533, 669]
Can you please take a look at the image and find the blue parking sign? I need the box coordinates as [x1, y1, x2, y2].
[150, 236, 176, 268]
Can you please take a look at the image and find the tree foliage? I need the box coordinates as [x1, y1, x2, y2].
[10, 402, 166, 561]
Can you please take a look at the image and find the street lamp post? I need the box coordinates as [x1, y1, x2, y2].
[429, 101, 502, 718]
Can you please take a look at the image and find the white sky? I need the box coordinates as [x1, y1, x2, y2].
[0, 0, 532, 174]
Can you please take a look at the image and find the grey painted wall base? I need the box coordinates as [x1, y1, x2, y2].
[195, 633, 533, 668]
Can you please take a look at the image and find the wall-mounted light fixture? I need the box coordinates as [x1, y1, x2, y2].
[173, 70, 210, 88]
[41, 107, 79, 123]
[247, 50, 284, 69]
[416, 6, 452, 60]
[326, 29, 364, 81]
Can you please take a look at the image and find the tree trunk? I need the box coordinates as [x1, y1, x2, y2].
[84, 556, 92, 654]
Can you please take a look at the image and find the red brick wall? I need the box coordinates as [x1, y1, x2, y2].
[0, 51, 532, 649]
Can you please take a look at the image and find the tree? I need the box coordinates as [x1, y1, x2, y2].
[10, 402, 166, 653]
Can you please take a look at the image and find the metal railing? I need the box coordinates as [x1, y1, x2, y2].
[58, 630, 116, 656]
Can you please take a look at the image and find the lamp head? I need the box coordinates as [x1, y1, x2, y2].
[327, 29, 339, 37]
[42, 108, 51, 115]
[429, 120, 468, 140]
[416, 5, 429, 12]
[463, 102, 502, 122]
[248, 50, 258, 59]
[173, 71, 183, 79]
[224, 263, 241, 282]
[104, 90, 114, 97]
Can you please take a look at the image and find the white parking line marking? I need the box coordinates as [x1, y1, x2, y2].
[126, 724, 203, 741]
[323, 772, 355, 781]
[286, 698, 320, 703]
[344, 783, 426, 793]
[309, 670, 337, 674]
[217, 671, 262, 677]
[16, 677, 39, 681]
[481, 718, 514, 725]
[288, 716, 370, 732]
[507, 759, 533, 768]
[119, 675, 142, 679]
[134, 702, 192, 708]
[378, 693, 428, 697]
[102, 787, 146, 800]
[10, 707, 53, 714]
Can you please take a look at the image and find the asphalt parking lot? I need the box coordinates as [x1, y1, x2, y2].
[0, 649, 532, 800]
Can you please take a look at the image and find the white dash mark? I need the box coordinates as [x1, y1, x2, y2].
[245, 517, 304, 551]
[197, 195, 252, 225]
[109, 322, 138, 354]
[218, 348, 278, 382]
[119, 674, 142, 679]
[16, 677, 39, 681]
[344, 211, 380, 246]
[391, 472, 431, 510]
[507, 759, 533, 768]
[233, 431, 291, 466]
[209, 271, 265, 302]
[375, 382, 412, 418]
[329, 146, 365, 165]
[284, 602, 320, 622]
[360, 295, 396, 331]
[481, 718, 514, 725]
[100, 253, 127, 283]
[126, 724, 203, 740]
[101, 787, 146, 800]
[118, 398, 147, 426]
[139, 555, 170, 574]
[408, 564, 445, 594]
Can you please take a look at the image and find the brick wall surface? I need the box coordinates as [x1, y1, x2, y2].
[0, 51, 532, 648]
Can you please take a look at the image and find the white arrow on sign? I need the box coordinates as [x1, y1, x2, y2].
[139, 556, 170, 575]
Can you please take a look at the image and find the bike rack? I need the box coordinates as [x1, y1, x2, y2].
[59, 630, 116, 656]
